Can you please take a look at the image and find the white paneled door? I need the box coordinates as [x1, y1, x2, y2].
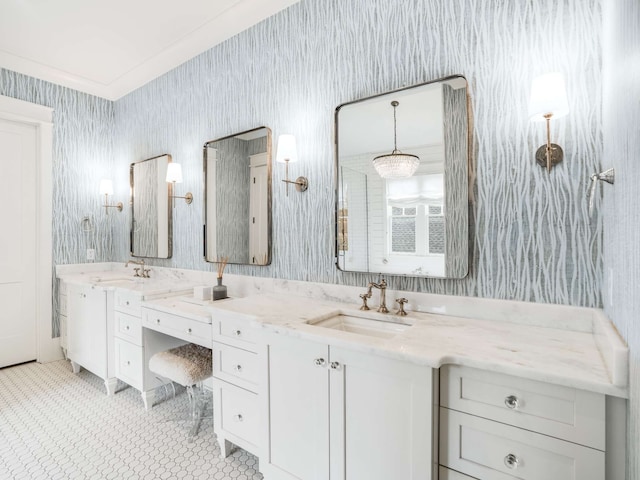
[0, 118, 37, 368]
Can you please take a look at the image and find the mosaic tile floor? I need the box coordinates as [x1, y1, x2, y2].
[0, 360, 263, 480]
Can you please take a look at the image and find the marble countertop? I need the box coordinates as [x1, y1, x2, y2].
[55, 264, 628, 398]
[141, 296, 213, 324]
[209, 293, 629, 398]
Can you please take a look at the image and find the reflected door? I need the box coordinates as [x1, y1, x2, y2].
[0, 119, 37, 368]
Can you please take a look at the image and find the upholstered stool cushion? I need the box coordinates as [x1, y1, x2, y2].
[149, 344, 212, 387]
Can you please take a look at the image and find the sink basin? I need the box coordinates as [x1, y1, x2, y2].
[307, 312, 413, 339]
[90, 277, 136, 285]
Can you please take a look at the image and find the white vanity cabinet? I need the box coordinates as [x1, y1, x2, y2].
[439, 365, 606, 480]
[66, 283, 116, 395]
[261, 333, 435, 480]
[211, 315, 261, 458]
[57, 279, 68, 356]
[114, 292, 190, 409]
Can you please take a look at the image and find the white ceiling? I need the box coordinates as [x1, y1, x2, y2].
[0, 0, 299, 100]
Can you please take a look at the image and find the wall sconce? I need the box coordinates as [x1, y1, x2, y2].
[99, 179, 122, 214]
[165, 163, 193, 206]
[276, 134, 308, 196]
[528, 72, 569, 172]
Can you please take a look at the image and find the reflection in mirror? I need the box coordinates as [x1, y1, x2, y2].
[204, 127, 271, 265]
[130, 154, 172, 259]
[335, 76, 469, 278]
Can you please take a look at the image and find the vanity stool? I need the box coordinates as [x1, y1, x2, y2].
[149, 343, 213, 442]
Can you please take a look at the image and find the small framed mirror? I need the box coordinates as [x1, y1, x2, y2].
[204, 127, 272, 265]
[130, 154, 172, 259]
[335, 76, 469, 278]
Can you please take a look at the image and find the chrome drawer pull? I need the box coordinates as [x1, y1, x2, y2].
[126, 361, 130, 366]
[235, 414, 243, 422]
[234, 329, 242, 337]
[187, 328, 192, 334]
[504, 453, 519, 469]
[125, 326, 130, 330]
[314, 358, 326, 367]
[504, 395, 519, 409]
[235, 365, 243, 373]
[126, 301, 130, 306]
[156, 319, 160, 324]
[330, 362, 341, 370]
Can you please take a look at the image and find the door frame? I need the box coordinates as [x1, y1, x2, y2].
[0, 95, 59, 363]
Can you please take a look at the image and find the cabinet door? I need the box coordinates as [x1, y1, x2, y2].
[264, 334, 330, 480]
[67, 285, 107, 378]
[329, 346, 434, 480]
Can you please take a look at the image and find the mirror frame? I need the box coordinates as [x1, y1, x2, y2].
[333, 75, 471, 278]
[203, 126, 273, 266]
[129, 153, 173, 259]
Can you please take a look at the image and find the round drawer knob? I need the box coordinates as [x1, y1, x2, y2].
[126, 361, 130, 366]
[235, 414, 243, 422]
[235, 365, 243, 373]
[504, 395, 519, 409]
[504, 453, 519, 469]
[125, 326, 130, 330]
[126, 301, 130, 306]
[156, 319, 160, 324]
[187, 328, 192, 334]
[330, 362, 341, 370]
[314, 358, 326, 367]
[234, 330, 242, 337]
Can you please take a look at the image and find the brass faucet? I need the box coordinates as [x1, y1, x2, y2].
[125, 259, 150, 278]
[360, 276, 388, 313]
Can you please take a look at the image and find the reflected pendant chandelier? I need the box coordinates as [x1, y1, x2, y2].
[373, 100, 420, 178]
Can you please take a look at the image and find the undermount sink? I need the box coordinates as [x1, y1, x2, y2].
[306, 311, 413, 339]
[90, 277, 136, 285]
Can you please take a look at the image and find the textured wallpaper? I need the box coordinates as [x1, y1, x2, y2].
[603, 0, 640, 476]
[114, 0, 603, 307]
[0, 70, 115, 336]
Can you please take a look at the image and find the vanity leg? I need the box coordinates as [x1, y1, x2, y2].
[104, 377, 118, 396]
[219, 437, 236, 458]
[70, 361, 81, 374]
[141, 390, 155, 411]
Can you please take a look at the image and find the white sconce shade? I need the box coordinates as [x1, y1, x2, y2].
[276, 134, 307, 195]
[99, 179, 114, 196]
[528, 72, 569, 121]
[276, 134, 298, 164]
[166, 163, 183, 183]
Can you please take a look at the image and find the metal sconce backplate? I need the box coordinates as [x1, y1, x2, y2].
[535, 143, 563, 169]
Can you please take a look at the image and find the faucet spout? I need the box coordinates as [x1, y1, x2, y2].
[367, 277, 388, 313]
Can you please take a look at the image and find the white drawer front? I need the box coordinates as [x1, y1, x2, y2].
[439, 466, 478, 480]
[114, 311, 142, 345]
[142, 308, 212, 347]
[216, 317, 257, 351]
[114, 338, 143, 390]
[115, 290, 142, 316]
[440, 408, 605, 480]
[217, 382, 259, 447]
[441, 365, 605, 450]
[213, 342, 259, 392]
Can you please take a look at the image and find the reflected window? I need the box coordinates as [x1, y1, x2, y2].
[387, 174, 445, 257]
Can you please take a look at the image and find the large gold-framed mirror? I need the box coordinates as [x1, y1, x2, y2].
[203, 127, 272, 265]
[130, 154, 172, 259]
[335, 76, 469, 278]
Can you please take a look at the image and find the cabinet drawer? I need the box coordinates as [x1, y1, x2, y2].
[216, 381, 259, 447]
[440, 408, 604, 480]
[439, 466, 478, 480]
[216, 317, 257, 351]
[115, 290, 142, 316]
[114, 311, 142, 345]
[142, 308, 212, 347]
[441, 365, 605, 450]
[213, 342, 259, 392]
[115, 338, 143, 390]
